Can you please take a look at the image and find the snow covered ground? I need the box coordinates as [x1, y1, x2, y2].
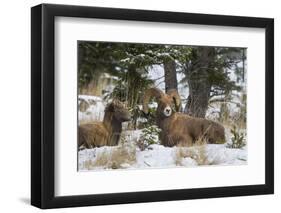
[78, 127, 247, 171]
[78, 142, 247, 171]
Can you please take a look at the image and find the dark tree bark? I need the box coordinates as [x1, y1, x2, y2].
[164, 59, 178, 93]
[184, 47, 215, 118]
[242, 48, 245, 82]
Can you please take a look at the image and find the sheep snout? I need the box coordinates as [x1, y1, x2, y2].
[163, 106, 172, 117]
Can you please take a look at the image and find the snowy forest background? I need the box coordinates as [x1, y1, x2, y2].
[78, 41, 247, 171]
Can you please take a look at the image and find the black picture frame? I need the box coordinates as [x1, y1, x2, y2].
[31, 3, 274, 209]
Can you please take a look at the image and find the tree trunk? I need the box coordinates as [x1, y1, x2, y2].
[242, 48, 245, 82]
[164, 59, 178, 93]
[184, 47, 215, 118]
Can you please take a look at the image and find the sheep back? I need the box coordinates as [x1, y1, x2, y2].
[78, 122, 109, 148]
[160, 113, 225, 146]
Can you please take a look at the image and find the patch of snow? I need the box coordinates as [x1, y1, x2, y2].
[120, 58, 130, 62]
[78, 95, 106, 123]
[205, 144, 247, 165]
[134, 145, 176, 168]
[123, 129, 143, 142]
[145, 50, 153, 54]
[79, 95, 102, 102]
[181, 157, 198, 167]
[156, 52, 171, 57]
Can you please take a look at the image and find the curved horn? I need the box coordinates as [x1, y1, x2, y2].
[142, 88, 164, 114]
[167, 89, 182, 112]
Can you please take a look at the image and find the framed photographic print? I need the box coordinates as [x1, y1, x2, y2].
[31, 3, 274, 209]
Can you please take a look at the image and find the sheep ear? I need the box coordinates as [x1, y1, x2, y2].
[172, 97, 180, 112]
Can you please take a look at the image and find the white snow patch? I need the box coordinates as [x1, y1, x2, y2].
[78, 95, 106, 123]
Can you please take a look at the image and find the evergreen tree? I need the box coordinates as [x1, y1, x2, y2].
[182, 47, 245, 118]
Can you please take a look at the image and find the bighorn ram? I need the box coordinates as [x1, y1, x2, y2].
[79, 100, 131, 148]
[143, 88, 225, 146]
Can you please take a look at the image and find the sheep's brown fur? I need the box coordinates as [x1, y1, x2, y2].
[143, 88, 225, 147]
[158, 113, 225, 146]
[79, 100, 131, 148]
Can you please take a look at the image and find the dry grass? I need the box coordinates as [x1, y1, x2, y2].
[79, 120, 92, 125]
[82, 143, 137, 170]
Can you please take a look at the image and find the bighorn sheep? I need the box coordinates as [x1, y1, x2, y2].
[143, 88, 225, 147]
[79, 100, 131, 148]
